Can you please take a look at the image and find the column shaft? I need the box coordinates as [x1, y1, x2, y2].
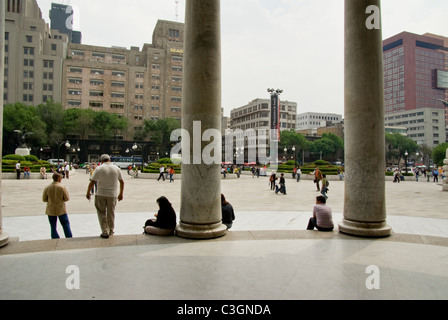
[0, 0, 10, 247]
[339, 0, 392, 237]
[176, 0, 227, 239]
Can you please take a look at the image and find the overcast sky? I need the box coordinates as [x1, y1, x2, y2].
[37, 0, 448, 118]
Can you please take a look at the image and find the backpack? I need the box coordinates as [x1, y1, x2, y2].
[326, 180, 330, 187]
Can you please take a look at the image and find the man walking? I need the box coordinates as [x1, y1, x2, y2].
[42, 173, 73, 239]
[86, 154, 124, 239]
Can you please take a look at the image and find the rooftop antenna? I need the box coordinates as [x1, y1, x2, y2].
[175, 0, 179, 21]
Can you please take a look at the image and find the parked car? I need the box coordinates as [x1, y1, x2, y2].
[47, 159, 65, 165]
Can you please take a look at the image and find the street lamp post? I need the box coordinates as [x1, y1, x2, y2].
[57, 140, 71, 163]
[404, 151, 409, 173]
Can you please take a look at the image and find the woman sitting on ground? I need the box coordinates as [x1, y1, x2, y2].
[143, 196, 177, 236]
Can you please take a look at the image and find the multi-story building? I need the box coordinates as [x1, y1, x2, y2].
[49, 3, 82, 44]
[230, 98, 297, 132]
[228, 99, 297, 162]
[61, 19, 184, 141]
[3, 0, 68, 105]
[296, 112, 343, 131]
[382, 32, 448, 124]
[385, 108, 446, 148]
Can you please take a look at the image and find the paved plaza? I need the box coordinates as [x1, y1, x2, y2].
[1, 170, 448, 301]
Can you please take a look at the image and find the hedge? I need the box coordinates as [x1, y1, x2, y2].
[2, 155, 51, 173]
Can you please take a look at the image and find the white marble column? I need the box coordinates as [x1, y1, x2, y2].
[338, 0, 392, 237]
[0, 1, 10, 247]
[176, 0, 227, 239]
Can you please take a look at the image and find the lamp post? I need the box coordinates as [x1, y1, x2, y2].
[57, 140, 71, 163]
[404, 151, 408, 173]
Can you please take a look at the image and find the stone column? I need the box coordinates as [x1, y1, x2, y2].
[176, 0, 227, 239]
[0, 1, 10, 247]
[443, 148, 448, 192]
[338, 0, 392, 237]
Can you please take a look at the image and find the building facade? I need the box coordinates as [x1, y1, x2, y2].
[230, 98, 297, 132]
[296, 112, 343, 131]
[385, 108, 446, 148]
[383, 32, 448, 123]
[61, 20, 184, 141]
[3, 0, 68, 105]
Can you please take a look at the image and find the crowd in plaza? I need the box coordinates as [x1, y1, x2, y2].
[33, 156, 447, 240]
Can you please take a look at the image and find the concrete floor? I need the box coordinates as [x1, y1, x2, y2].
[1, 170, 447, 301]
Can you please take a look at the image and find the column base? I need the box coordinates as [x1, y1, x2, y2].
[176, 222, 227, 240]
[0, 232, 10, 248]
[338, 219, 392, 238]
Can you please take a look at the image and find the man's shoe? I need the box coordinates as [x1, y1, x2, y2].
[100, 233, 109, 239]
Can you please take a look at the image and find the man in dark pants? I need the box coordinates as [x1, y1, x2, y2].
[307, 196, 334, 232]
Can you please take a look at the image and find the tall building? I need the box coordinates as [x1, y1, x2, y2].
[49, 2, 82, 44]
[3, 0, 69, 105]
[383, 32, 448, 123]
[62, 20, 184, 141]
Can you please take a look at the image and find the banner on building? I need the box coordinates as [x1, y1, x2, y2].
[270, 93, 280, 141]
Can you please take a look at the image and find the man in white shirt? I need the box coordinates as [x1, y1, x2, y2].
[86, 154, 124, 238]
[15, 161, 21, 180]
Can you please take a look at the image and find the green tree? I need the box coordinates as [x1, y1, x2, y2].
[62, 108, 96, 140]
[37, 99, 65, 146]
[3, 103, 47, 152]
[309, 133, 344, 162]
[143, 118, 181, 153]
[433, 143, 448, 167]
[385, 132, 418, 165]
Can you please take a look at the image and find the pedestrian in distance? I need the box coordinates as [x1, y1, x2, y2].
[296, 166, 302, 182]
[157, 165, 166, 181]
[86, 154, 124, 239]
[275, 173, 287, 195]
[269, 171, 276, 190]
[321, 174, 329, 199]
[307, 195, 334, 232]
[314, 167, 323, 191]
[42, 173, 73, 239]
[221, 194, 235, 230]
[15, 161, 21, 180]
[143, 196, 177, 236]
[169, 166, 175, 182]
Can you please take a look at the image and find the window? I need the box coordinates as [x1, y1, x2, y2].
[90, 91, 104, 97]
[69, 89, 82, 95]
[69, 67, 82, 73]
[90, 79, 104, 86]
[112, 71, 125, 77]
[24, 47, 34, 55]
[68, 101, 82, 107]
[89, 102, 103, 108]
[91, 69, 104, 75]
[43, 60, 54, 68]
[169, 29, 180, 38]
[68, 78, 81, 85]
[72, 50, 85, 56]
[111, 81, 125, 88]
[26, 35, 32, 43]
